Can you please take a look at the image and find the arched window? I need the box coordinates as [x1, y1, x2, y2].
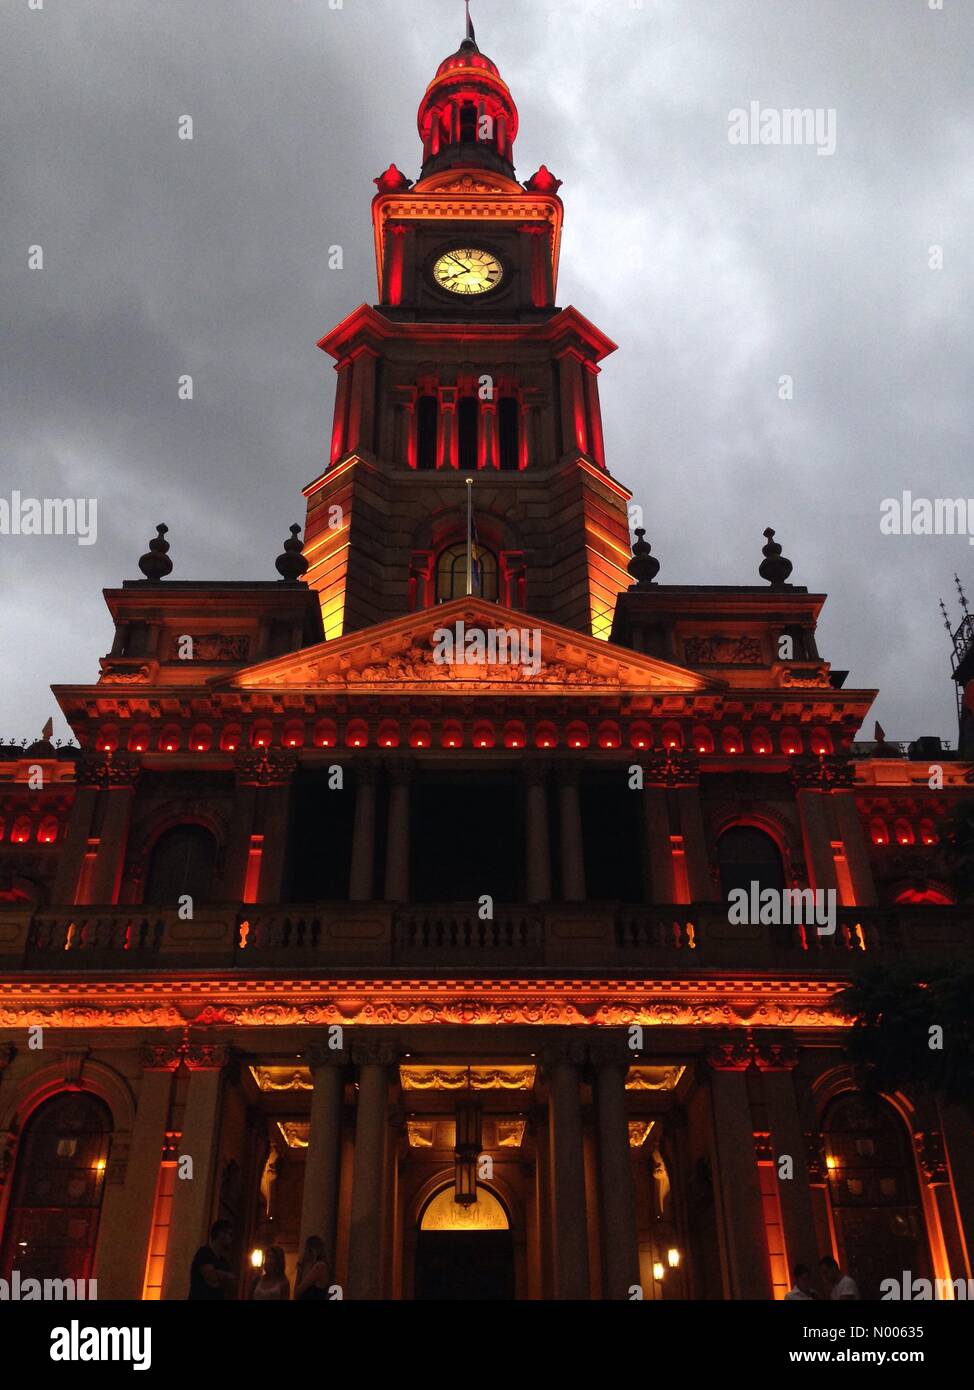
[0, 1093, 112, 1284]
[457, 398, 479, 471]
[417, 395, 438, 470]
[498, 398, 520, 471]
[436, 542, 498, 602]
[459, 102, 478, 143]
[822, 1094, 932, 1299]
[870, 817, 890, 847]
[144, 824, 218, 905]
[717, 826, 786, 901]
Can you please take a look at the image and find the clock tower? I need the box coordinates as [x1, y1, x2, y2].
[303, 19, 633, 643]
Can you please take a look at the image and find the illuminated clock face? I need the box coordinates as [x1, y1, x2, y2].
[432, 248, 503, 295]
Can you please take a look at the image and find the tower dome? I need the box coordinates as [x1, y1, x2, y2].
[417, 13, 519, 182]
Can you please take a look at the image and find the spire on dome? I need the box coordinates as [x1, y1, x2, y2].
[416, 8, 519, 183]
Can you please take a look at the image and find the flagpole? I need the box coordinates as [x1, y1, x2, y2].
[465, 477, 474, 595]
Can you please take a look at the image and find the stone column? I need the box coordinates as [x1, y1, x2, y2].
[437, 387, 458, 470]
[231, 750, 297, 904]
[52, 784, 99, 904]
[346, 345, 378, 456]
[582, 362, 606, 469]
[591, 1040, 640, 1299]
[831, 791, 878, 906]
[791, 760, 849, 894]
[524, 763, 552, 903]
[383, 761, 411, 902]
[480, 398, 499, 470]
[558, 764, 586, 902]
[349, 761, 377, 902]
[95, 1055, 175, 1299]
[74, 755, 141, 906]
[299, 1045, 348, 1269]
[161, 1046, 230, 1301]
[707, 1038, 772, 1300]
[544, 1039, 590, 1298]
[753, 1036, 820, 1279]
[346, 1039, 396, 1299]
[675, 785, 714, 902]
[329, 358, 353, 464]
[643, 752, 712, 904]
[556, 347, 587, 455]
[641, 785, 673, 903]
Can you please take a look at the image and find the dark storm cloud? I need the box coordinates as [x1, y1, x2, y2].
[1, 0, 971, 743]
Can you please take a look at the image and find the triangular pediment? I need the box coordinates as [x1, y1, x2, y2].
[214, 599, 726, 695]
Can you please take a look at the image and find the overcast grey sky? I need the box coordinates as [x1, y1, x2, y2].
[2, 0, 972, 745]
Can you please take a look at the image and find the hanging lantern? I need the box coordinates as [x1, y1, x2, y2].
[454, 1099, 482, 1207]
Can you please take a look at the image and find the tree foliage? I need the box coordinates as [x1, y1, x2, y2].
[834, 963, 974, 1115]
[943, 796, 974, 901]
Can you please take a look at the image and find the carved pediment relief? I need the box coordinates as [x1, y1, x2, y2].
[219, 600, 723, 696]
[684, 635, 763, 666]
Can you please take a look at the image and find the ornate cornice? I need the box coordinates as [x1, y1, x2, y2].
[0, 976, 849, 1031]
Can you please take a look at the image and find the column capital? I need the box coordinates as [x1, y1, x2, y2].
[588, 1032, 634, 1072]
[524, 758, 552, 786]
[141, 1039, 232, 1073]
[307, 1043, 349, 1072]
[790, 753, 855, 791]
[234, 747, 298, 787]
[642, 749, 700, 787]
[751, 1032, 800, 1071]
[386, 757, 414, 786]
[555, 759, 585, 785]
[541, 1036, 588, 1072]
[353, 757, 380, 786]
[706, 1035, 753, 1072]
[351, 1037, 399, 1069]
[76, 751, 142, 788]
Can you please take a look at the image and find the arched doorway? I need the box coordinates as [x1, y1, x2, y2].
[823, 1094, 932, 1299]
[414, 1185, 515, 1300]
[0, 1092, 112, 1284]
